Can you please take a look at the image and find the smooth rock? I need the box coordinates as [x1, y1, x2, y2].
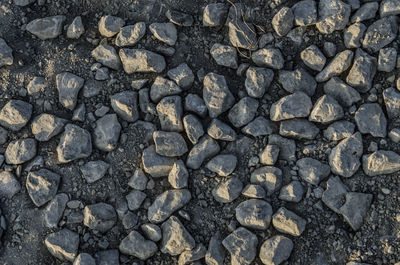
[235, 199, 273, 230]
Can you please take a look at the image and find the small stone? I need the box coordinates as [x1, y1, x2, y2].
[362, 150, 400, 176]
[56, 72, 84, 110]
[259, 145, 279, 166]
[153, 131, 188, 157]
[380, 0, 400, 17]
[316, 50, 354, 82]
[142, 145, 176, 178]
[300, 45, 326, 71]
[272, 207, 306, 236]
[322, 176, 348, 213]
[80, 160, 109, 184]
[116, 22, 146, 47]
[245, 67, 274, 98]
[168, 160, 189, 189]
[252, 48, 284, 70]
[45, 229, 79, 262]
[205, 233, 226, 265]
[309, 95, 344, 124]
[44, 193, 68, 228]
[149, 22, 177, 46]
[278, 68, 316, 96]
[241, 184, 266, 199]
[57, 124, 92, 163]
[228, 97, 259, 128]
[27, 76, 46, 96]
[71, 103, 85, 121]
[250, 166, 282, 195]
[95, 67, 109, 81]
[292, 0, 317, 26]
[222, 227, 258, 265]
[210, 43, 237, 69]
[26, 169, 60, 207]
[268, 134, 296, 161]
[355, 103, 387, 137]
[119, 48, 166, 73]
[110, 91, 138, 122]
[183, 115, 204, 145]
[141, 223, 162, 242]
[212, 177, 243, 203]
[94, 114, 121, 152]
[0, 100, 32, 131]
[178, 244, 206, 265]
[83, 203, 117, 232]
[279, 181, 304, 202]
[161, 216, 195, 256]
[67, 16, 85, 39]
[98, 15, 125, 37]
[235, 199, 273, 230]
[324, 77, 361, 107]
[351, 2, 378, 23]
[206, 154, 237, 177]
[128, 169, 148, 190]
[316, 0, 351, 34]
[339, 192, 372, 230]
[389, 128, 400, 143]
[150, 76, 182, 103]
[91, 44, 121, 70]
[0, 38, 13, 67]
[259, 236, 293, 265]
[378, 47, 397, 72]
[242, 117, 277, 137]
[270, 92, 312, 121]
[344, 23, 366, 48]
[208, 119, 236, 141]
[279, 119, 319, 140]
[148, 189, 191, 223]
[31, 113, 66, 141]
[203, 73, 235, 118]
[186, 135, 220, 169]
[0, 171, 20, 198]
[346, 48, 377, 93]
[297, 158, 330, 185]
[272, 7, 293, 36]
[5, 138, 36, 165]
[203, 3, 228, 26]
[184, 94, 207, 117]
[167, 63, 194, 89]
[166, 9, 193, 26]
[73, 253, 96, 265]
[26, 15, 66, 40]
[323, 42, 337, 57]
[362, 16, 398, 52]
[126, 190, 146, 211]
[119, 230, 158, 260]
[383, 87, 400, 120]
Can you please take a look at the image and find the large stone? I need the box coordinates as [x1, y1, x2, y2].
[292, 0, 317, 26]
[355, 103, 387, 137]
[297, 158, 330, 185]
[207, 119, 236, 141]
[57, 124, 92, 163]
[98, 15, 125, 37]
[316, 0, 351, 34]
[206, 154, 237, 177]
[26, 15, 66, 40]
[168, 160, 189, 189]
[346, 49, 377, 93]
[45, 229, 79, 261]
[161, 216, 195, 256]
[323, 77, 361, 107]
[183, 114, 204, 145]
[44, 193, 68, 228]
[362, 150, 400, 176]
[351, 2, 378, 23]
[94, 114, 121, 152]
[205, 233, 226, 265]
[83, 203, 117, 232]
[73, 253, 96, 265]
[316, 50, 353, 82]
[56, 72, 84, 110]
[380, 0, 400, 17]
[26, 169, 60, 207]
[186, 135, 220, 169]
[203, 73, 235, 118]
[268, 134, 296, 161]
[91, 44, 121, 70]
[279, 181, 304, 203]
[300, 45, 326, 71]
[203, 3, 228, 27]
[210, 43, 238, 69]
[67, 16, 85, 39]
[115, 23, 146, 47]
[178, 244, 207, 265]
[222, 227, 258, 265]
[0, 100, 32, 131]
[252, 48, 284, 70]
[147, 189, 191, 223]
[0, 38, 13, 67]
[150, 76, 182, 103]
[378, 47, 397, 72]
[0, 171, 21, 198]
[329, 132, 363, 178]
[279, 119, 319, 140]
[212, 177, 243, 203]
[149, 22, 177, 46]
[324, 120, 355, 141]
[362, 16, 398, 52]
[272, 7, 294, 37]
[235, 199, 273, 230]
[119, 231, 158, 260]
[167, 63, 194, 89]
[278, 68, 316, 96]
[80, 160, 110, 183]
[245, 67, 274, 98]
[110, 91, 139, 122]
[322, 176, 348, 214]
[31, 113, 66, 141]
[309, 95, 344, 124]
[228, 20, 257, 50]
[272, 207, 306, 236]
[153, 131, 188, 157]
[5, 138, 36, 165]
[339, 192, 372, 230]
[142, 145, 176, 177]
[270, 92, 312, 121]
[228, 97, 258, 128]
[344, 23, 367, 49]
[259, 236, 293, 265]
[119, 49, 166, 73]
[383, 87, 400, 120]
[242, 117, 277, 137]
[250, 166, 282, 195]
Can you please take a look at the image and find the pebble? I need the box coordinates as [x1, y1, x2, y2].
[115, 22, 146, 47]
[67, 16, 85, 39]
[5, 138, 36, 165]
[27, 76, 46, 96]
[26, 168, 60, 207]
[0, 38, 13, 67]
[278, 68, 316, 96]
[378, 47, 397, 72]
[228, 20, 257, 50]
[45, 229, 79, 261]
[206, 154, 237, 177]
[110, 91, 139, 122]
[160, 216, 195, 256]
[252, 48, 284, 70]
[383, 87, 400, 120]
[210, 43, 238, 69]
[141, 223, 162, 242]
[235, 199, 273, 230]
[83, 203, 117, 233]
[316, 0, 351, 34]
[272, 7, 293, 37]
[126, 190, 146, 211]
[119, 230, 158, 260]
[268, 134, 296, 161]
[323, 77, 361, 107]
[150, 76, 182, 103]
[222, 227, 258, 265]
[203, 73, 234, 118]
[250, 166, 282, 195]
[184, 94, 207, 117]
[156, 95, 184, 132]
[0, 99, 32, 131]
[344, 23, 366, 48]
[91, 44, 121, 70]
[178, 243, 206, 265]
[339, 192, 372, 230]
[322, 176, 348, 214]
[272, 207, 306, 236]
[388, 128, 400, 143]
[259, 144, 279, 166]
[149, 22, 177, 46]
[279, 119, 319, 140]
[26, 15, 66, 40]
[245, 67, 274, 98]
[205, 233, 226, 265]
[351, 2, 378, 23]
[212, 177, 243, 203]
[166, 9, 193, 27]
[186, 135, 220, 169]
[98, 15, 125, 37]
[380, 0, 400, 17]
[119, 48, 166, 73]
[56, 72, 84, 110]
[73, 253, 96, 265]
[57, 124, 92, 163]
[94, 114, 121, 152]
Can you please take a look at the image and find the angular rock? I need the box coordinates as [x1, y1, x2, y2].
[380, 0, 400, 17]
[228, 97, 258, 128]
[279, 181, 304, 203]
[362, 150, 400, 176]
[206, 154, 237, 177]
[278, 68, 316, 96]
[351, 2, 378, 23]
[355, 103, 387, 137]
[156, 95, 183, 132]
[0, 100, 32, 131]
[98, 15, 125, 37]
[203, 73, 234, 118]
[324, 77, 361, 107]
[362, 16, 398, 52]
[270, 92, 312, 121]
[26, 169, 60, 207]
[45, 229, 79, 262]
[208, 119, 236, 141]
[272, 207, 306, 236]
[268, 134, 296, 161]
[126, 190, 146, 211]
[67, 16, 85, 39]
[300, 45, 326, 72]
[142, 145, 176, 177]
[383, 87, 400, 119]
[329, 132, 363, 178]
[252, 48, 284, 70]
[228, 20, 257, 50]
[242, 117, 277, 137]
[110, 91, 139, 122]
[56, 72, 84, 110]
[166, 9, 194, 27]
[115, 23, 146, 47]
[203, 3, 228, 27]
[346, 49, 377, 93]
[153, 131, 187, 157]
[316, 0, 351, 34]
[91, 44, 121, 70]
[73, 253, 96, 265]
[316, 50, 354, 82]
[0, 38, 13, 67]
[119, 230, 158, 260]
[259, 144, 279, 166]
[178, 244, 207, 265]
[309, 95, 344, 124]
[83, 203, 117, 232]
[168, 160, 189, 189]
[44, 193, 68, 228]
[150, 76, 182, 103]
[222, 227, 258, 265]
[241, 184, 266, 199]
[292, 0, 317, 26]
[297, 158, 330, 185]
[167, 63, 194, 89]
[205, 233, 226, 265]
[27, 76, 46, 96]
[5, 138, 36, 165]
[31, 113, 66, 141]
[235, 199, 273, 230]
[183, 114, 204, 145]
[149, 22, 177, 46]
[161, 216, 195, 256]
[259, 235, 293, 265]
[324, 121, 355, 141]
[94, 114, 121, 152]
[186, 135, 220, 169]
[378, 47, 397, 72]
[119, 48, 166, 73]
[245, 67, 274, 98]
[57, 124, 92, 163]
[128, 168, 148, 190]
[322, 176, 348, 213]
[184, 94, 207, 117]
[272, 7, 293, 37]
[250, 166, 282, 195]
[344, 23, 366, 48]
[147, 189, 191, 223]
[212, 177, 243, 203]
[0, 171, 20, 198]
[26, 15, 66, 40]
[279, 119, 319, 140]
[210, 43, 238, 69]
[339, 192, 372, 230]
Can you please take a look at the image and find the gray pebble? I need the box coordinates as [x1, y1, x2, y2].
[0, 100, 32, 131]
[83, 203, 117, 232]
[45, 229, 79, 261]
[186, 135, 220, 169]
[210, 43, 238, 69]
[119, 48, 166, 73]
[212, 177, 243, 203]
[235, 199, 272, 229]
[115, 23, 146, 47]
[98, 15, 125, 37]
[142, 145, 176, 178]
[156, 95, 183, 132]
[119, 230, 157, 260]
[26, 15, 66, 40]
[250, 166, 282, 195]
[5, 138, 36, 165]
[203, 73, 234, 118]
[272, 207, 306, 236]
[355, 103, 387, 137]
[222, 227, 258, 265]
[206, 154, 237, 177]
